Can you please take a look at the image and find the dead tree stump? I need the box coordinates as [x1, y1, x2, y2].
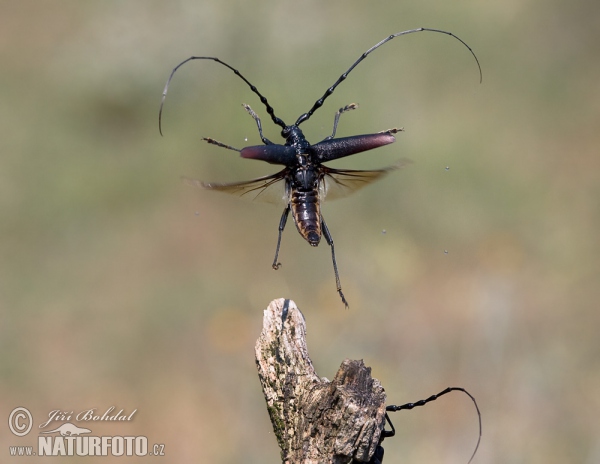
[255, 298, 388, 463]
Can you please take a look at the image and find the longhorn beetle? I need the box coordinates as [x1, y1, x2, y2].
[159, 28, 482, 308]
[370, 387, 482, 464]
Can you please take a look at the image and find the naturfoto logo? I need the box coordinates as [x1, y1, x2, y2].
[7, 406, 166, 457]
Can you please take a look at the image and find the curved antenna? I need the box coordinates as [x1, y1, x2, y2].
[386, 386, 482, 464]
[159, 56, 286, 136]
[295, 27, 482, 126]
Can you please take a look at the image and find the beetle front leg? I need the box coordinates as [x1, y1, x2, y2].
[378, 127, 403, 135]
[369, 445, 385, 464]
[242, 104, 274, 145]
[272, 204, 291, 270]
[321, 216, 349, 308]
[368, 413, 395, 464]
[201, 137, 241, 152]
[320, 103, 358, 142]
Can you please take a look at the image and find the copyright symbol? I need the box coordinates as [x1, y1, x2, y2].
[8, 407, 33, 436]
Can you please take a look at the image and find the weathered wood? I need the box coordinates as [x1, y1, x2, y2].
[255, 298, 387, 463]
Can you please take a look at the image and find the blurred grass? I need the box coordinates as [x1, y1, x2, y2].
[1, 0, 599, 463]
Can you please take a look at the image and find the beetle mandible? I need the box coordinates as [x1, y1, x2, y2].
[159, 28, 481, 308]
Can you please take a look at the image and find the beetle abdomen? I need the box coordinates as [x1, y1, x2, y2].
[291, 190, 321, 246]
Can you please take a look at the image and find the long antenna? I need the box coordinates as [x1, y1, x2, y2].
[386, 386, 482, 464]
[158, 56, 287, 135]
[295, 27, 482, 126]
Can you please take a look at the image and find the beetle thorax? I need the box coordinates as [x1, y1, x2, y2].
[283, 125, 310, 153]
[293, 156, 319, 191]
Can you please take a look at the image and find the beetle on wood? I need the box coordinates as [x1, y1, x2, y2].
[370, 387, 482, 464]
[159, 28, 481, 308]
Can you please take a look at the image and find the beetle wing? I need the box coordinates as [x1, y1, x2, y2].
[182, 169, 291, 205]
[319, 159, 411, 201]
[240, 144, 296, 165]
[311, 132, 396, 163]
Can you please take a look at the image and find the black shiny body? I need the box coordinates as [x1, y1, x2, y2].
[287, 138, 322, 246]
[291, 188, 321, 246]
[262, 126, 396, 249]
[239, 122, 398, 308]
[159, 28, 481, 308]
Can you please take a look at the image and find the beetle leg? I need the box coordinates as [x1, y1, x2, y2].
[272, 204, 291, 270]
[378, 127, 404, 135]
[369, 444, 385, 464]
[201, 137, 241, 152]
[321, 216, 349, 308]
[367, 413, 394, 464]
[381, 413, 396, 439]
[242, 104, 274, 145]
[320, 103, 358, 142]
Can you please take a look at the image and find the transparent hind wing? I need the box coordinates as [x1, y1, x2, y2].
[319, 159, 411, 201]
[182, 169, 290, 205]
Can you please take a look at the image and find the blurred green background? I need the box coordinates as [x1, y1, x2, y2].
[1, 0, 599, 463]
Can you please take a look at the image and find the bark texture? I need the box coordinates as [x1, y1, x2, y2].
[255, 298, 387, 463]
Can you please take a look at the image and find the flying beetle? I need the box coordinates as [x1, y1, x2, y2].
[159, 28, 482, 308]
[371, 387, 482, 464]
